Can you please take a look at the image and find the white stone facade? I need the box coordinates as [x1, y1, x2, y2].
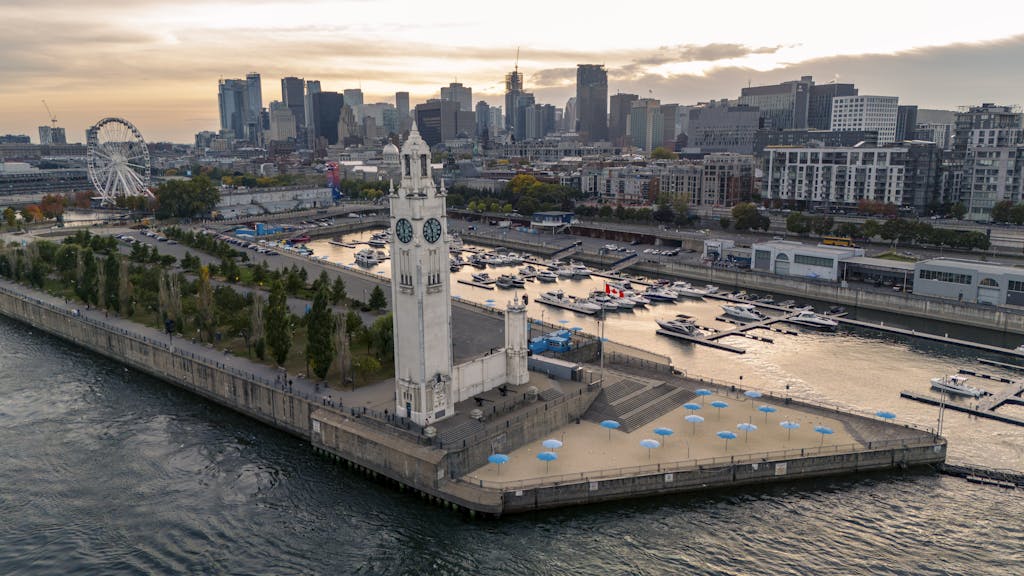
[830, 96, 899, 145]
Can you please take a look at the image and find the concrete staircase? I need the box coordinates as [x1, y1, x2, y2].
[437, 418, 484, 448]
[585, 378, 696, 433]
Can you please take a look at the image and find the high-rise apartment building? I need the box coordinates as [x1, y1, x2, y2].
[245, 72, 263, 143]
[281, 77, 305, 131]
[218, 78, 248, 139]
[576, 64, 608, 142]
[896, 105, 918, 142]
[440, 82, 472, 111]
[739, 76, 812, 131]
[37, 126, 66, 145]
[830, 95, 899, 144]
[609, 93, 638, 147]
[688, 101, 761, 154]
[505, 66, 525, 135]
[953, 103, 1024, 220]
[628, 98, 663, 152]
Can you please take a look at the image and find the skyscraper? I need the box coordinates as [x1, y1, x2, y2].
[308, 91, 343, 148]
[281, 77, 305, 130]
[576, 64, 608, 143]
[628, 98, 663, 152]
[304, 80, 322, 146]
[808, 81, 858, 130]
[504, 66, 524, 134]
[244, 73, 263, 143]
[475, 101, 491, 138]
[414, 99, 471, 147]
[896, 105, 919, 142]
[343, 88, 364, 108]
[440, 82, 472, 111]
[609, 93, 638, 147]
[218, 78, 247, 138]
[268, 101, 297, 142]
[38, 126, 66, 145]
[739, 76, 812, 131]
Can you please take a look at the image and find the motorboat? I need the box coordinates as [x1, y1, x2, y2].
[367, 232, 389, 247]
[644, 286, 679, 302]
[510, 275, 526, 288]
[570, 263, 593, 278]
[519, 266, 539, 279]
[721, 304, 769, 322]
[622, 291, 650, 306]
[505, 252, 524, 264]
[354, 248, 380, 266]
[536, 270, 558, 283]
[537, 289, 601, 315]
[555, 266, 575, 278]
[930, 374, 985, 398]
[787, 309, 839, 330]
[1013, 344, 1024, 353]
[656, 318, 706, 338]
[449, 234, 464, 251]
[703, 284, 720, 294]
[471, 272, 493, 284]
[468, 254, 488, 269]
[496, 274, 515, 289]
[588, 291, 623, 311]
[670, 281, 710, 298]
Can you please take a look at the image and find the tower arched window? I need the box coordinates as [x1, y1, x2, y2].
[403, 154, 411, 176]
[420, 154, 428, 177]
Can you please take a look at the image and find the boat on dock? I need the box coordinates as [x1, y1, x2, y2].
[644, 286, 679, 302]
[367, 232, 389, 247]
[930, 374, 985, 398]
[537, 289, 600, 315]
[569, 262, 592, 278]
[511, 275, 526, 288]
[787, 309, 839, 330]
[354, 248, 380, 266]
[588, 290, 625, 311]
[471, 272, 494, 284]
[518, 265, 539, 279]
[721, 304, 769, 322]
[496, 274, 515, 289]
[656, 317, 705, 337]
[670, 281, 711, 298]
[536, 269, 558, 282]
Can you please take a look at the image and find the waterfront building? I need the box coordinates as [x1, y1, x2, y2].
[913, 257, 1024, 306]
[575, 64, 608, 143]
[0, 162, 91, 197]
[609, 93, 638, 147]
[0, 135, 31, 144]
[763, 143, 940, 212]
[440, 82, 472, 112]
[751, 240, 864, 281]
[687, 101, 761, 154]
[952, 103, 1024, 221]
[830, 95, 900, 145]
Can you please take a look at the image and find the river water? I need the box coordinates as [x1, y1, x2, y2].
[1, 233, 1022, 574]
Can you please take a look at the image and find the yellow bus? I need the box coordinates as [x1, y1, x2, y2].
[821, 236, 857, 248]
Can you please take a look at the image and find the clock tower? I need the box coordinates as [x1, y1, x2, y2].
[389, 124, 454, 426]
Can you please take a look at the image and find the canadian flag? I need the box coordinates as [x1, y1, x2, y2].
[605, 283, 624, 298]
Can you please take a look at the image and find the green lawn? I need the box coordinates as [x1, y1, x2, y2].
[875, 251, 918, 262]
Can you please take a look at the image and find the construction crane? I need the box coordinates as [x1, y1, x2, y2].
[41, 100, 57, 127]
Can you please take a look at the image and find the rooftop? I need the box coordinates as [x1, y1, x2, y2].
[916, 257, 1024, 275]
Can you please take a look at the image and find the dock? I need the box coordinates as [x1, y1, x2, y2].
[655, 329, 746, 353]
[836, 317, 1024, 357]
[957, 369, 1015, 384]
[978, 358, 1024, 372]
[457, 279, 495, 290]
[899, 390, 1024, 427]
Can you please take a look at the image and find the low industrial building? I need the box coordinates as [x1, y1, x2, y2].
[531, 211, 576, 233]
[912, 258, 1024, 306]
[751, 240, 864, 281]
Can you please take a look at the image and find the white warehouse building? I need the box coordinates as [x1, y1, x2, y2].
[751, 240, 864, 281]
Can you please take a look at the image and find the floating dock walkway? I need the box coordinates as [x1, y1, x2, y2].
[899, 390, 1024, 427]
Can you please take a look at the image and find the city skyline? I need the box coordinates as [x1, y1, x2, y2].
[2, 0, 1024, 142]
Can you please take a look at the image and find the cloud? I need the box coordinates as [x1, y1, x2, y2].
[635, 43, 785, 66]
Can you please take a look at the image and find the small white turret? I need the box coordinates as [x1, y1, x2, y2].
[505, 295, 529, 386]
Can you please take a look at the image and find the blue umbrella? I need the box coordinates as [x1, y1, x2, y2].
[685, 414, 704, 435]
[876, 410, 896, 421]
[488, 453, 509, 475]
[757, 405, 777, 423]
[737, 422, 758, 442]
[695, 388, 712, 405]
[780, 420, 801, 440]
[653, 427, 674, 445]
[600, 419, 621, 440]
[485, 298, 496, 303]
[570, 326, 583, 332]
[558, 319, 569, 324]
[710, 400, 729, 419]
[814, 425, 834, 446]
[744, 390, 762, 409]
[717, 430, 738, 451]
[683, 402, 701, 412]
[542, 438, 563, 450]
[537, 451, 558, 472]
[639, 438, 661, 460]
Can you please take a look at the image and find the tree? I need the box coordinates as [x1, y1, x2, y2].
[153, 175, 221, 219]
[77, 248, 98, 304]
[251, 293, 266, 360]
[786, 212, 810, 235]
[103, 255, 120, 312]
[266, 280, 291, 366]
[345, 309, 364, 335]
[861, 219, 881, 240]
[950, 202, 967, 220]
[368, 285, 387, 311]
[719, 216, 731, 229]
[730, 202, 761, 231]
[352, 356, 381, 385]
[650, 146, 678, 160]
[653, 203, 674, 223]
[598, 205, 613, 219]
[305, 285, 336, 380]
[811, 215, 834, 236]
[21, 205, 43, 223]
[330, 276, 347, 305]
[196, 266, 214, 341]
[40, 194, 66, 219]
[991, 200, 1014, 223]
[3, 207, 16, 228]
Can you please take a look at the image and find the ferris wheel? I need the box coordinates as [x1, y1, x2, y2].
[86, 117, 152, 205]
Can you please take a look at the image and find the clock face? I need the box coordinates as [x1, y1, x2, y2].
[423, 218, 442, 243]
[395, 218, 413, 243]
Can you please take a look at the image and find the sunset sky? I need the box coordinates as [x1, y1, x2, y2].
[2, 0, 1023, 143]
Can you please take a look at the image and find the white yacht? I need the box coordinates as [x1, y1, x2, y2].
[495, 274, 515, 289]
[656, 318, 706, 338]
[721, 304, 769, 322]
[510, 275, 526, 288]
[354, 248, 380, 266]
[569, 262, 593, 278]
[367, 232, 389, 248]
[505, 252, 524, 264]
[671, 281, 710, 298]
[787, 310, 839, 330]
[519, 265, 539, 279]
[555, 266, 575, 278]
[622, 291, 650, 306]
[930, 374, 985, 398]
[537, 290, 601, 315]
[644, 286, 679, 302]
[536, 269, 558, 283]
[588, 291, 622, 311]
